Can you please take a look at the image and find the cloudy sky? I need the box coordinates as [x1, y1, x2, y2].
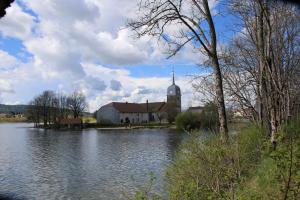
[0, 0, 234, 112]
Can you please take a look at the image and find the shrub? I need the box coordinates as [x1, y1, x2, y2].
[175, 112, 202, 131]
[175, 102, 219, 131]
[166, 125, 266, 200]
[236, 116, 300, 199]
[198, 102, 219, 131]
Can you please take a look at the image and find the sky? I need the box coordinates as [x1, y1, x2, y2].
[0, 0, 235, 112]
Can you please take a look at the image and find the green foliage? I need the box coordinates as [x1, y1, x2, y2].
[236, 117, 300, 199]
[166, 125, 266, 200]
[82, 116, 96, 123]
[167, 108, 178, 124]
[175, 112, 202, 131]
[175, 102, 219, 132]
[200, 102, 219, 129]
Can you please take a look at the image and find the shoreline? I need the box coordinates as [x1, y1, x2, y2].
[96, 125, 175, 130]
[0, 121, 177, 130]
[31, 123, 176, 131]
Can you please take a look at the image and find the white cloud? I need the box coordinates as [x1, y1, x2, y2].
[0, 49, 200, 111]
[82, 63, 200, 112]
[0, 79, 14, 93]
[0, 50, 20, 70]
[0, 3, 35, 40]
[15, 0, 158, 81]
[0, 0, 209, 111]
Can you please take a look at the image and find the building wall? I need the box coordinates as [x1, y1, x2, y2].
[119, 113, 150, 124]
[97, 105, 120, 124]
[97, 106, 168, 124]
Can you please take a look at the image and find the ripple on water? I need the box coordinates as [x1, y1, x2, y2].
[0, 124, 185, 200]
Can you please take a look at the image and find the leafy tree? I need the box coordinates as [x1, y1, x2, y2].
[175, 102, 219, 132]
[175, 112, 202, 131]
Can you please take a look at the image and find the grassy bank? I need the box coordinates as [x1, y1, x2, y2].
[130, 117, 300, 199]
[0, 117, 28, 123]
[167, 119, 300, 200]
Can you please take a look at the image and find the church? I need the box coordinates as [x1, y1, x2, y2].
[96, 72, 181, 124]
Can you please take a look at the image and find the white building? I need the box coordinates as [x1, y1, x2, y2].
[97, 72, 182, 124]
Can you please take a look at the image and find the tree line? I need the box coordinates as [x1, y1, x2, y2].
[128, 0, 300, 146]
[28, 90, 87, 127]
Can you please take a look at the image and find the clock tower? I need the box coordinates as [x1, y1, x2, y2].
[167, 70, 181, 113]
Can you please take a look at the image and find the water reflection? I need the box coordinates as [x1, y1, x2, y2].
[0, 124, 185, 200]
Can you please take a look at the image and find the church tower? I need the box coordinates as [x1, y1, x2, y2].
[167, 70, 181, 113]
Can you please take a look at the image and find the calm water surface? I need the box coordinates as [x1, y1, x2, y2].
[0, 123, 185, 200]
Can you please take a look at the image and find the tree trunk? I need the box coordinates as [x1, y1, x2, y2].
[211, 56, 229, 141]
[203, 0, 228, 141]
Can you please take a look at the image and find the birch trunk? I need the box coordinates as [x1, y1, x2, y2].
[203, 0, 229, 140]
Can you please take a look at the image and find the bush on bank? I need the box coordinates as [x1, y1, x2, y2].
[175, 102, 219, 132]
[167, 118, 300, 200]
[130, 116, 300, 200]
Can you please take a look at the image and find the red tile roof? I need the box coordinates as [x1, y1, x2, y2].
[102, 102, 167, 113]
[140, 102, 166, 112]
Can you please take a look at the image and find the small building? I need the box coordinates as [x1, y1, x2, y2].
[187, 106, 203, 113]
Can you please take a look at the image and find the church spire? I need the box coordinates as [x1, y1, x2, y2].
[172, 67, 175, 85]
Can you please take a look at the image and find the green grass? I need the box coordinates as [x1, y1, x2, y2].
[82, 116, 97, 123]
[0, 116, 28, 123]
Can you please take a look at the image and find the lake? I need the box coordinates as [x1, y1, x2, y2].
[0, 123, 185, 200]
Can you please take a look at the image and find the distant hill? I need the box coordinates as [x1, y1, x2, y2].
[0, 104, 30, 114]
[0, 104, 93, 116]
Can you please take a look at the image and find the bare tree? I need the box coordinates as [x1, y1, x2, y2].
[28, 90, 56, 127]
[192, 73, 217, 105]
[29, 97, 42, 127]
[128, 0, 228, 140]
[220, 37, 260, 121]
[57, 93, 69, 120]
[40, 90, 56, 126]
[228, 0, 300, 146]
[29, 91, 88, 127]
[67, 91, 87, 118]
